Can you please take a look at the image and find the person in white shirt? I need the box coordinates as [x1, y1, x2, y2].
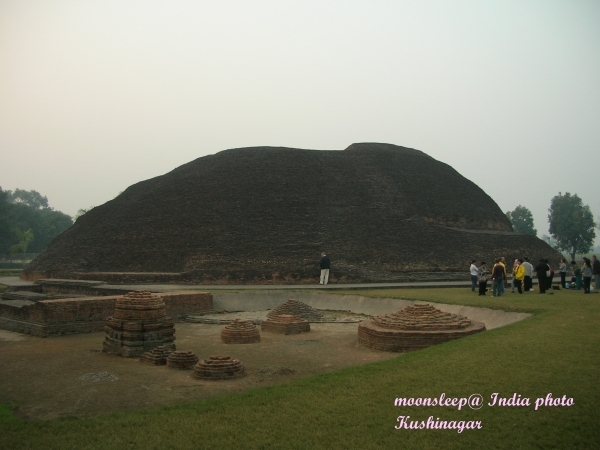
[470, 260, 479, 292]
[523, 257, 534, 292]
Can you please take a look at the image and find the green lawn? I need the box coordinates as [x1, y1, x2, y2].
[1, 288, 598, 449]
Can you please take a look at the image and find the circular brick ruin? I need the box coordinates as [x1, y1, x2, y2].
[221, 319, 261, 344]
[193, 355, 246, 380]
[167, 351, 200, 369]
[358, 303, 485, 352]
[267, 299, 325, 322]
[261, 314, 310, 335]
[140, 345, 174, 365]
[103, 291, 176, 357]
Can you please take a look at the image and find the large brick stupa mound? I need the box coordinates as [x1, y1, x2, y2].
[23, 143, 561, 284]
[358, 303, 485, 352]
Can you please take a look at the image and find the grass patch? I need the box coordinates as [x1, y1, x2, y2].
[334, 287, 547, 313]
[0, 288, 598, 449]
[0, 404, 17, 422]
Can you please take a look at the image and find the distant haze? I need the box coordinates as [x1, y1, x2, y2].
[1, 1, 598, 243]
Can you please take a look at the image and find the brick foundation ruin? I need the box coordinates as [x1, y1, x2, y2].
[261, 314, 310, 335]
[140, 345, 174, 365]
[267, 299, 324, 322]
[221, 319, 261, 344]
[358, 303, 485, 352]
[167, 351, 199, 369]
[193, 355, 246, 380]
[0, 289, 213, 337]
[103, 291, 176, 357]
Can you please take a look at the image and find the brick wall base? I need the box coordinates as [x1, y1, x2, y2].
[0, 291, 213, 337]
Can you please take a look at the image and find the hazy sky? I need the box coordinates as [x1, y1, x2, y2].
[1, 1, 599, 241]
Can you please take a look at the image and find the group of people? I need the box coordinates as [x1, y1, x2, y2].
[469, 255, 600, 296]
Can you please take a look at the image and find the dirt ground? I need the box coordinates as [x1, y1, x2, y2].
[0, 322, 398, 420]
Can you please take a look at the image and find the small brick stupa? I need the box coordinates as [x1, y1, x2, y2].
[358, 303, 485, 352]
[193, 355, 246, 380]
[167, 351, 199, 369]
[140, 345, 174, 365]
[267, 299, 324, 322]
[103, 291, 176, 357]
[261, 314, 310, 335]
[221, 319, 261, 344]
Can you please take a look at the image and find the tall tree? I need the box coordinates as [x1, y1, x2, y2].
[10, 228, 34, 256]
[548, 192, 596, 261]
[506, 205, 537, 235]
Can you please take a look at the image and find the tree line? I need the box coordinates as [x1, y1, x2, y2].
[506, 192, 597, 261]
[0, 187, 73, 256]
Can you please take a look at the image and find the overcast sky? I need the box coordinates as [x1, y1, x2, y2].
[1, 1, 599, 241]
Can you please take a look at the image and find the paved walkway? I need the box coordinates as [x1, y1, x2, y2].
[0, 276, 472, 291]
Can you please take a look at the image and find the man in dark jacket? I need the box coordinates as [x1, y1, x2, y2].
[319, 252, 331, 285]
[491, 259, 505, 297]
[535, 259, 549, 294]
[592, 255, 600, 293]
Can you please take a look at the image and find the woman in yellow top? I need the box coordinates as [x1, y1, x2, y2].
[513, 259, 525, 294]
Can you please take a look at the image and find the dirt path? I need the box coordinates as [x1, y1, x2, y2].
[0, 322, 397, 420]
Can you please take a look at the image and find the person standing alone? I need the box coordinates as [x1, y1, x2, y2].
[319, 252, 331, 285]
[559, 258, 567, 289]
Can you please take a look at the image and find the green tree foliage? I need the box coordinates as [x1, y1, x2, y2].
[10, 228, 34, 256]
[548, 192, 596, 261]
[506, 205, 537, 235]
[6, 188, 49, 209]
[0, 187, 73, 255]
